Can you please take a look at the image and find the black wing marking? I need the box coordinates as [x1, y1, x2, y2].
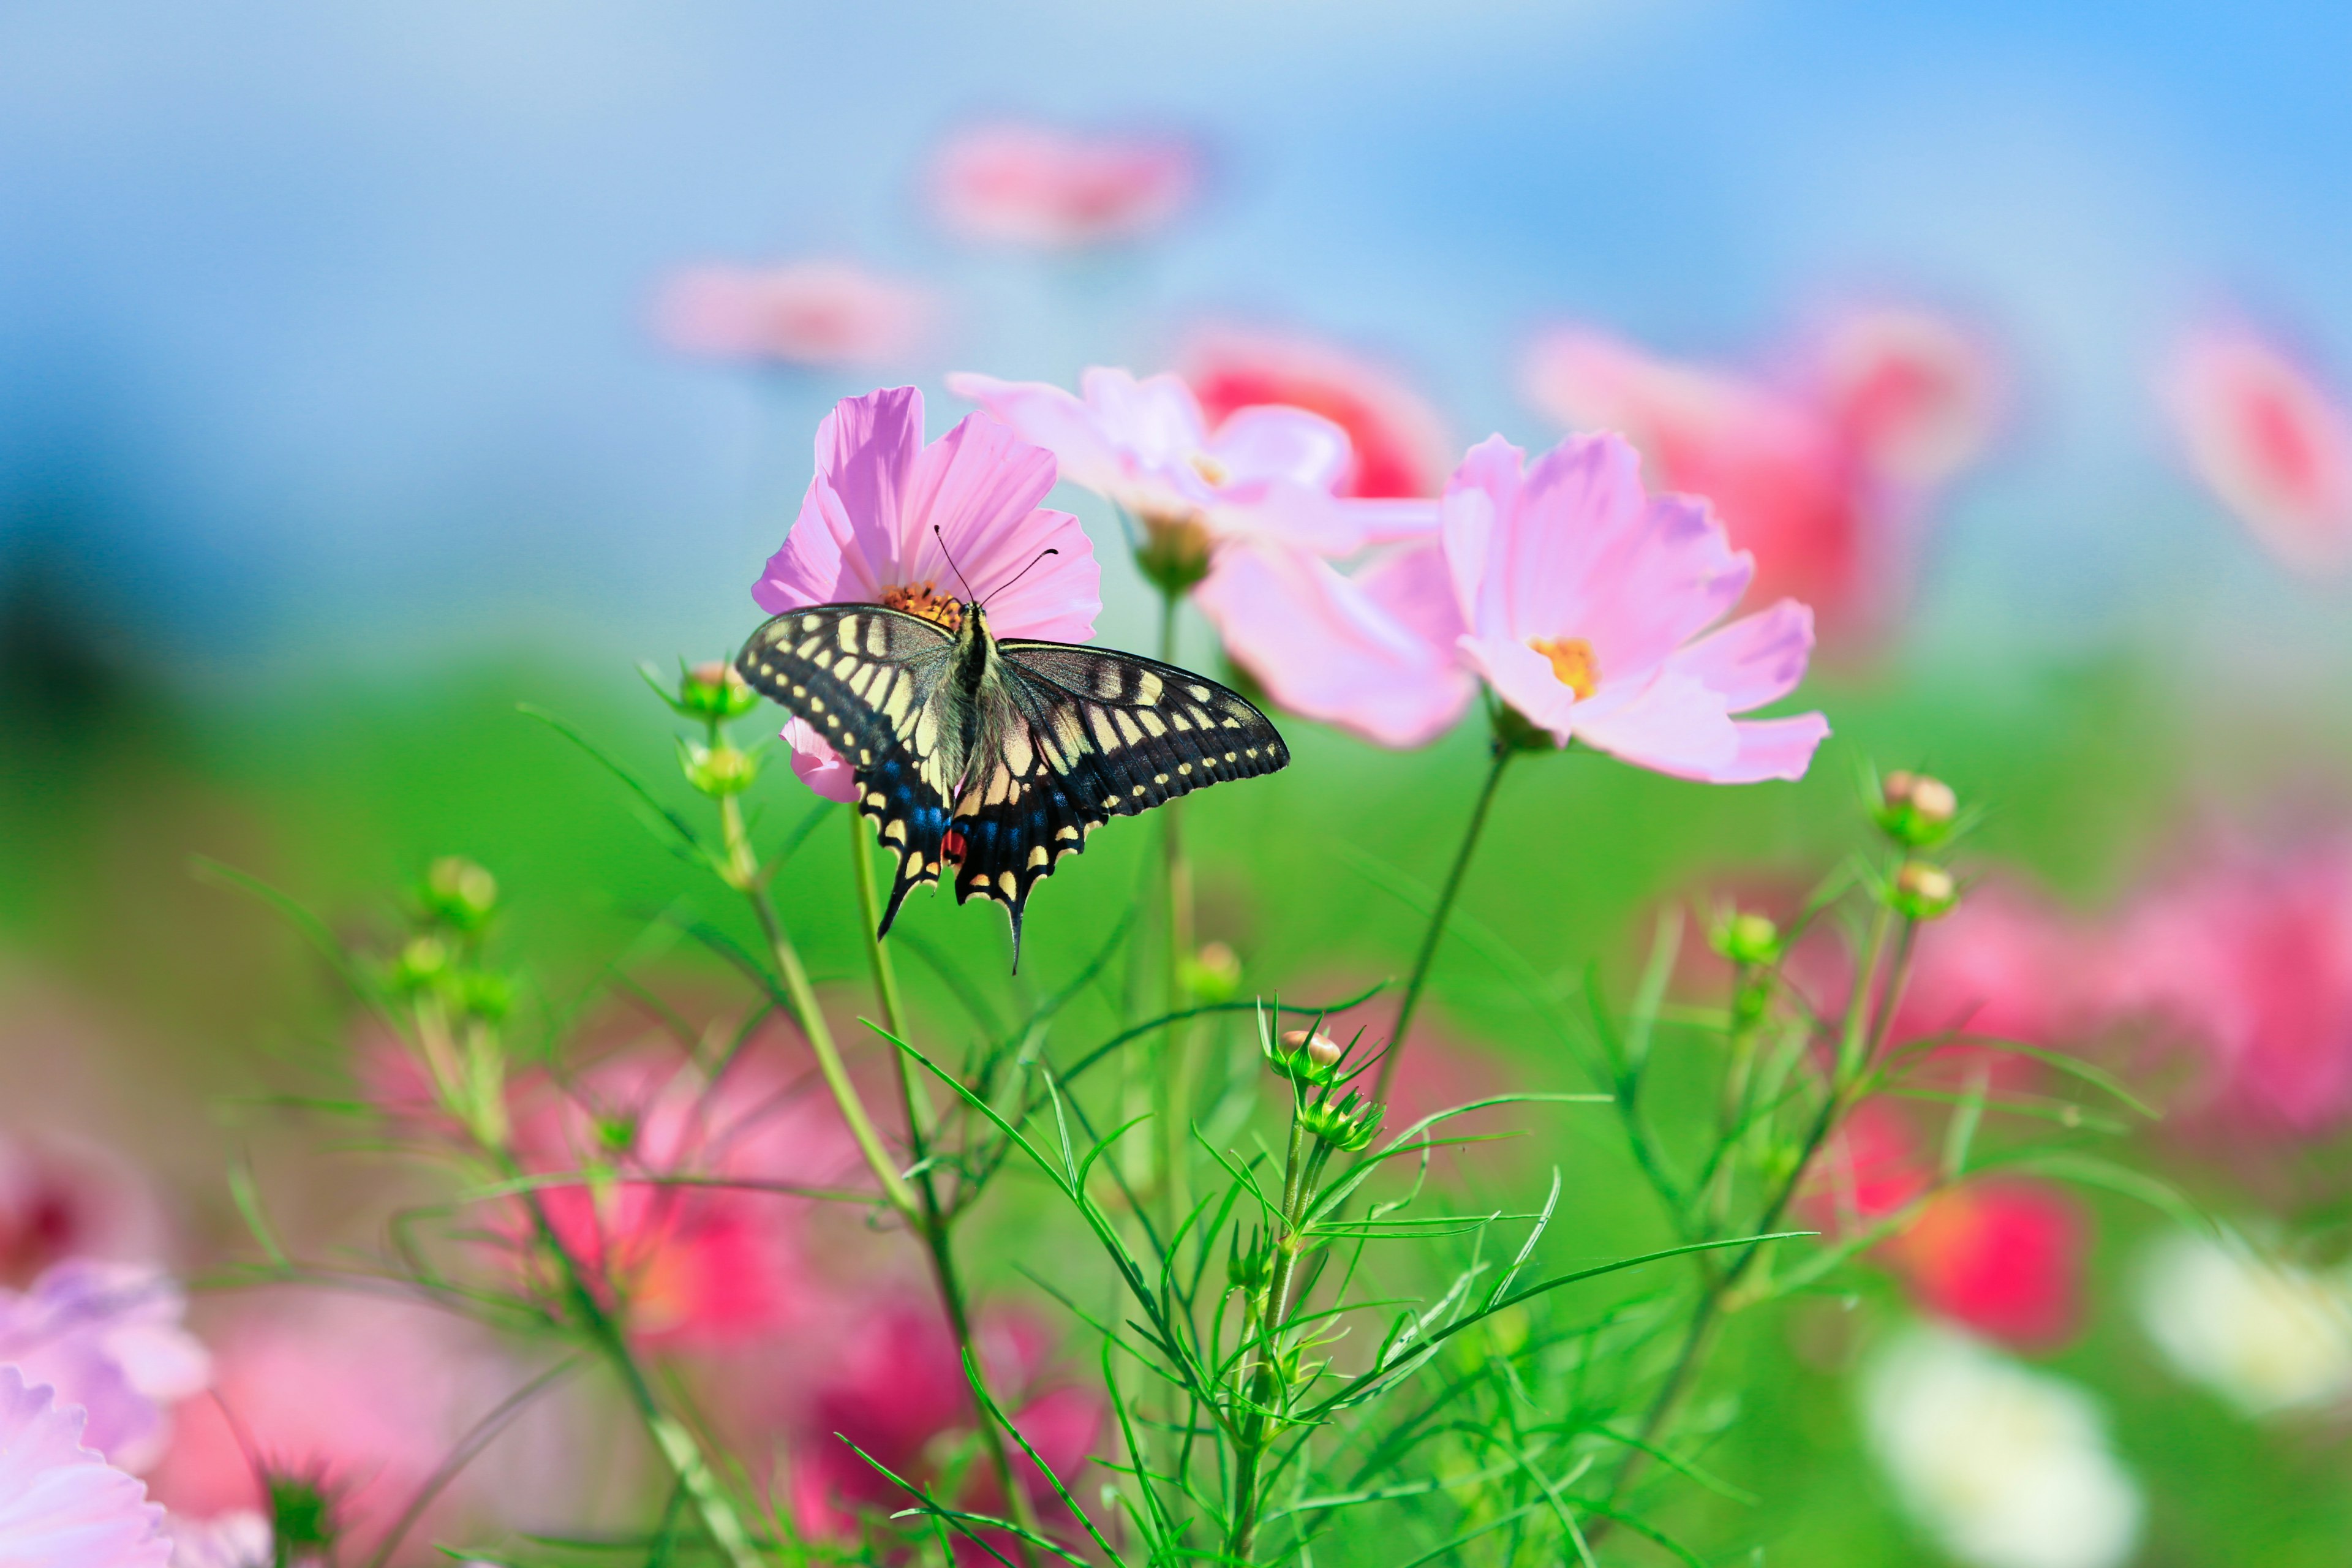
[734, 605, 963, 933]
[950, 642, 1290, 960]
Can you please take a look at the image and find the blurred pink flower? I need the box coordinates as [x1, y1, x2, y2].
[1519, 307, 1996, 641]
[0, 1366, 170, 1568]
[753, 385, 1099, 801]
[1442, 434, 1829, 782]
[2160, 321, 2352, 575]
[654, 261, 938, 369]
[148, 1291, 576, 1566]
[0, 1131, 170, 1287]
[928, 121, 1199, 251]
[1803, 1103, 2086, 1351]
[2109, 836, 2352, 1138]
[509, 1042, 859, 1349]
[949, 366, 1433, 558]
[1180, 325, 1453, 500]
[790, 1301, 1102, 1557]
[0, 1262, 209, 1472]
[159, 1509, 269, 1568]
[1192, 540, 1476, 748]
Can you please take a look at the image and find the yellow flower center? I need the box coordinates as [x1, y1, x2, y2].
[882, 581, 964, 631]
[1188, 451, 1231, 487]
[1528, 636, 1600, 701]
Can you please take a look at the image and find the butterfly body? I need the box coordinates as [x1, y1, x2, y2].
[736, 600, 1289, 966]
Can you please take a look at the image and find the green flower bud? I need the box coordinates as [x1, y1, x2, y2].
[421, 856, 498, 931]
[1298, 1093, 1382, 1153]
[1228, 1230, 1274, 1295]
[1181, 941, 1243, 1005]
[1714, 910, 1784, 967]
[1875, 769, 1959, 850]
[1891, 860, 1959, 921]
[391, 934, 450, 992]
[1136, 509, 1213, 595]
[679, 659, 763, 723]
[682, 740, 758, 797]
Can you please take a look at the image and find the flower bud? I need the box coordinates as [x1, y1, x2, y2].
[421, 856, 497, 931]
[676, 658, 763, 723]
[1136, 509, 1213, 595]
[1877, 770, 1959, 848]
[1227, 1230, 1273, 1294]
[1891, 860, 1959, 921]
[1298, 1094, 1382, 1153]
[1181, 940, 1243, 1004]
[682, 740, 758, 797]
[391, 934, 450, 991]
[1280, 1028, 1344, 1069]
[1714, 910, 1783, 966]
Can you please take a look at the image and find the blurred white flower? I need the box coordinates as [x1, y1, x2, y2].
[1862, 1325, 2142, 1568]
[2137, 1231, 2352, 1417]
[162, 1510, 269, 1568]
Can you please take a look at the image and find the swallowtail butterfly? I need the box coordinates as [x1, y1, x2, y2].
[736, 599, 1289, 967]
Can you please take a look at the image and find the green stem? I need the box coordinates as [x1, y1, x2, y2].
[1226, 1113, 1312, 1562]
[1158, 585, 1196, 1221]
[1373, 744, 1513, 1106]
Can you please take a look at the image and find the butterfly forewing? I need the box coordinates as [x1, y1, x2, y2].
[734, 606, 963, 928]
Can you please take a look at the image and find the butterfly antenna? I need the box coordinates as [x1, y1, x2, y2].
[983, 546, 1061, 608]
[932, 525, 981, 603]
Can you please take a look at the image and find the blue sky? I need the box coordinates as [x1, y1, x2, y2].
[2, 0, 2347, 674]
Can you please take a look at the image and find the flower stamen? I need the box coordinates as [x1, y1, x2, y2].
[1528, 635, 1600, 701]
[881, 581, 965, 631]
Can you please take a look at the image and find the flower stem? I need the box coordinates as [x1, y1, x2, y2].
[1373, 743, 1513, 1106]
[1158, 585, 1196, 1221]
[1224, 1113, 1312, 1562]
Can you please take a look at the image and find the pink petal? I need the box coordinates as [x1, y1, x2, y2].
[1526, 462, 1752, 678]
[898, 412, 1060, 586]
[1703, 712, 1831, 783]
[754, 388, 928, 613]
[1196, 541, 1474, 748]
[946, 372, 1129, 498]
[1183, 323, 1454, 499]
[1205, 405, 1352, 492]
[1439, 435, 1525, 636]
[1816, 304, 2000, 488]
[783, 720, 859, 804]
[0, 1369, 168, 1568]
[2162, 321, 2352, 575]
[1080, 367, 1210, 465]
[1667, 598, 1817, 713]
[929, 121, 1199, 251]
[652, 262, 937, 369]
[1561, 666, 1742, 778]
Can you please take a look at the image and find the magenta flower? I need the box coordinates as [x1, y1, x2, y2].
[2160, 320, 2352, 575]
[654, 260, 939, 370]
[752, 385, 1100, 800]
[0, 1131, 170, 1287]
[0, 1367, 168, 1567]
[1443, 434, 1828, 782]
[927, 121, 1199, 251]
[948, 367, 1436, 568]
[0, 1262, 210, 1474]
[1192, 540, 1476, 748]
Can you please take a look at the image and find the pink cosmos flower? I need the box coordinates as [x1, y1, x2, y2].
[753, 385, 1100, 801]
[948, 366, 1434, 561]
[508, 1041, 858, 1348]
[1441, 434, 1829, 782]
[1802, 1102, 2086, 1351]
[148, 1291, 579, 1566]
[789, 1301, 1103, 1558]
[1519, 307, 1996, 641]
[0, 1131, 171, 1286]
[928, 121, 1200, 251]
[1180, 325, 1453, 499]
[0, 1262, 210, 1472]
[654, 261, 939, 370]
[2160, 321, 2352, 575]
[0, 1366, 170, 1568]
[2108, 835, 2352, 1139]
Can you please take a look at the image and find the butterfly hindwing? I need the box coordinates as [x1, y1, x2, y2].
[948, 642, 1290, 949]
[734, 605, 963, 930]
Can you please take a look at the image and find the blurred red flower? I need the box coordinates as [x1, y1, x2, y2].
[1180, 325, 1453, 499]
[929, 121, 1199, 251]
[2161, 320, 2352, 575]
[1519, 305, 1997, 644]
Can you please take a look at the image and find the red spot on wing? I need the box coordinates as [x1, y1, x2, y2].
[941, 827, 968, 863]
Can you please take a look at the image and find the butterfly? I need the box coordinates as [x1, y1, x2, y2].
[734, 598, 1289, 967]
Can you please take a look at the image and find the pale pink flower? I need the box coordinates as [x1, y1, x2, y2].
[0, 1263, 209, 1473]
[1191, 540, 1476, 748]
[1180, 324, 1453, 499]
[928, 121, 1199, 251]
[1520, 309, 1996, 641]
[654, 261, 938, 370]
[752, 385, 1099, 800]
[147, 1291, 577, 1566]
[2108, 836, 2352, 1138]
[508, 1041, 858, 1348]
[789, 1301, 1103, 1556]
[160, 1509, 268, 1568]
[0, 1131, 170, 1286]
[2160, 321, 2352, 574]
[948, 367, 1436, 561]
[0, 1366, 169, 1568]
[1442, 434, 1829, 782]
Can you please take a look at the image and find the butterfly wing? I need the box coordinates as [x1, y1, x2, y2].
[734, 605, 967, 932]
[949, 641, 1290, 959]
